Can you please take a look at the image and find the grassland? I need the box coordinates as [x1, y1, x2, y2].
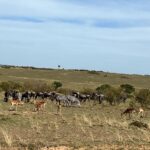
[0, 99, 150, 150]
[0, 67, 150, 90]
[1, 67, 150, 149]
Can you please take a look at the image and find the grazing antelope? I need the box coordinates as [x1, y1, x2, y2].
[121, 108, 136, 118]
[34, 100, 46, 112]
[10, 99, 24, 111]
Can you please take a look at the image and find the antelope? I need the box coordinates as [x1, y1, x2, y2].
[10, 99, 24, 111]
[57, 104, 62, 115]
[10, 100, 24, 106]
[34, 100, 47, 111]
[121, 108, 136, 118]
[138, 107, 144, 118]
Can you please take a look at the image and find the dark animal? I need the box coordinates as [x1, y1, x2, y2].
[121, 108, 136, 118]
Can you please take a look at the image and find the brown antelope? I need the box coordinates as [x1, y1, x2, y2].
[121, 108, 136, 118]
[10, 100, 24, 106]
[34, 100, 47, 111]
[10, 99, 24, 111]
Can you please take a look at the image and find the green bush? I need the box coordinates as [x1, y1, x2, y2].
[96, 84, 111, 94]
[80, 88, 94, 95]
[120, 84, 135, 94]
[51, 81, 62, 90]
[136, 89, 150, 106]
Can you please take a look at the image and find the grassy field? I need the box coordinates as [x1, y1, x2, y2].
[0, 99, 150, 150]
[0, 67, 150, 90]
[0, 67, 150, 149]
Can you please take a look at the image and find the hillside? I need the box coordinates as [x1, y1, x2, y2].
[0, 66, 150, 90]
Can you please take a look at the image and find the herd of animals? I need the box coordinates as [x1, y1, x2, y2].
[2, 90, 144, 118]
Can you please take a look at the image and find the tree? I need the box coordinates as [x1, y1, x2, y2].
[96, 84, 111, 94]
[58, 65, 61, 69]
[120, 84, 135, 94]
[51, 81, 62, 90]
[136, 89, 150, 106]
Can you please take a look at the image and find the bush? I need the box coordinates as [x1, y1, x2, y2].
[96, 84, 111, 94]
[136, 89, 150, 106]
[80, 88, 94, 95]
[120, 84, 135, 94]
[51, 81, 62, 90]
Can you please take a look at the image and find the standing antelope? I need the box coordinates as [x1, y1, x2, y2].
[121, 108, 136, 118]
[34, 100, 47, 112]
[10, 99, 24, 111]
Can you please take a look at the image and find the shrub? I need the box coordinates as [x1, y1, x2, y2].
[80, 88, 95, 95]
[120, 84, 135, 94]
[51, 81, 62, 90]
[96, 84, 111, 94]
[135, 89, 150, 106]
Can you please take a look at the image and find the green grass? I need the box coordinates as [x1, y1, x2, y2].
[0, 67, 150, 90]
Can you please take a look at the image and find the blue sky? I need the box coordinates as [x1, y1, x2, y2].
[0, 0, 150, 74]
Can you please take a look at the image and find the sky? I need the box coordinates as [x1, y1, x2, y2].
[0, 0, 150, 75]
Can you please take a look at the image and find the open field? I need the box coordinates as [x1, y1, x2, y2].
[1, 67, 150, 149]
[0, 67, 150, 90]
[0, 99, 150, 149]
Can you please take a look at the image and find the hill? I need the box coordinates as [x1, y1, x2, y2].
[0, 65, 150, 90]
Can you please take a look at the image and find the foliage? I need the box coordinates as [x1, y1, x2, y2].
[120, 84, 135, 94]
[135, 89, 150, 106]
[96, 84, 111, 94]
[51, 81, 62, 90]
[80, 88, 95, 95]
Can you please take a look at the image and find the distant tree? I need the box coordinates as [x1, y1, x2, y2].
[52, 81, 62, 90]
[58, 65, 61, 69]
[120, 84, 135, 94]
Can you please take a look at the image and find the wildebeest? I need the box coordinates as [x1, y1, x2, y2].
[72, 91, 90, 103]
[91, 93, 105, 104]
[4, 90, 22, 102]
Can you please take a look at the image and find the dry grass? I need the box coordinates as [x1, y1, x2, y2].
[1, 68, 150, 149]
[0, 100, 150, 149]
